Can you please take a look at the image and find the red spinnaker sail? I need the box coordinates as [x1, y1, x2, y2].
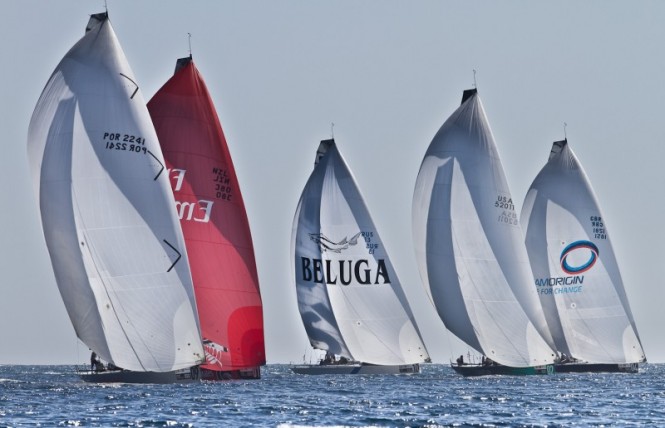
[148, 57, 265, 371]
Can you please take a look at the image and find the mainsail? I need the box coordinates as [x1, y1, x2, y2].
[148, 56, 266, 371]
[291, 139, 429, 365]
[27, 13, 204, 372]
[412, 89, 555, 367]
[521, 139, 646, 363]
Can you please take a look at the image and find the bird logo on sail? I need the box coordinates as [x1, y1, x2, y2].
[309, 232, 362, 253]
[560, 240, 600, 274]
[203, 339, 228, 368]
[301, 231, 390, 285]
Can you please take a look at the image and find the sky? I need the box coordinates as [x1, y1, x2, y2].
[1, 1, 664, 365]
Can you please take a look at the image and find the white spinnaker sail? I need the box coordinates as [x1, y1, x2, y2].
[412, 89, 555, 367]
[292, 139, 429, 365]
[521, 139, 645, 363]
[27, 13, 204, 372]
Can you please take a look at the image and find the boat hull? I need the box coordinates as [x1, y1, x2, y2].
[291, 363, 420, 375]
[452, 363, 554, 376]
[554, 362, 639, 373]
[200, 366, 261, 380]
[78, 367, 200, 384]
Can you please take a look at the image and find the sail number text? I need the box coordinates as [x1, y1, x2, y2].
[494, 195, 514, 210]
[495, 196, 518, 225]
[589, 215, 606, 239]
[498, 210, 518, 225]
[362, 231, 379, 254]
[103, 132, 147, 154]
[212, 167, 233, 201]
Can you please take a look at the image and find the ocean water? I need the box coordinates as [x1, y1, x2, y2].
[0, 363, 663, 427]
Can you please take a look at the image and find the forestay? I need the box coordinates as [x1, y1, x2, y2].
[27, 13, 204, 372]
[292, 139, 429, 365]
[412, 89, 555, 367]
[521, 139, 645, 363]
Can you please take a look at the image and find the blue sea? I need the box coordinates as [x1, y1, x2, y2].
[0, 363, 663, 427]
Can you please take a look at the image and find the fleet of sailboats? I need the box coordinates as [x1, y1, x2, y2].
[26, 11, 648, 381]
[521, 138, 646, 373]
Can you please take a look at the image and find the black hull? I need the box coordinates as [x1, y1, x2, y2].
[554, 362, 639, 373]
[79, 366, 200, 384]
[291, 363, 420, 375]
[200, 366, 261, 380]
[452, 363, 554, 377]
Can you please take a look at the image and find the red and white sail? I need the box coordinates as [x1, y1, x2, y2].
[148, 57, 266, 372]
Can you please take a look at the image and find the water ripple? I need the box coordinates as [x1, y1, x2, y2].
[0, 364, 663, 426]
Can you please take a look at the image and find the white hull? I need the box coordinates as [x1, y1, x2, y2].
[291, 363, 420, 375]
[78, 366, 200, 384]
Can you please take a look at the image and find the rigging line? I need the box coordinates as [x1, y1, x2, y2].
[325, 171, 427, 362]
[335, 275, 407, 362]
[472, 69, 477, 89]
[563, 122, 568, 140]
[314, 246, 353, 359]
[328, 239, 412, 363]
[414, 247, 448, 362]
[76, 336, 81, 369]
[391, 273, 430, 361]
[71, 190, 152, 371]
[443, 321, 455, 364]
[70, 147, 173, 371]
[314, 174, 388, 361]
[449, 168, 535, 366]
[330, 122, 335, 139]
[188, 32, 192, 58]
[567, 298, 622, 364]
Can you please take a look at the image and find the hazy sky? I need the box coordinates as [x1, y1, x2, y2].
[2, 1, 663, 365]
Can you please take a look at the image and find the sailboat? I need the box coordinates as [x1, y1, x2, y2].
[290, 138, 430, 375]
[521, 138, 646, 373]
[27, 12, 204, 383]
[147, 56, 266, 380]
[412, 88, 556, 376]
